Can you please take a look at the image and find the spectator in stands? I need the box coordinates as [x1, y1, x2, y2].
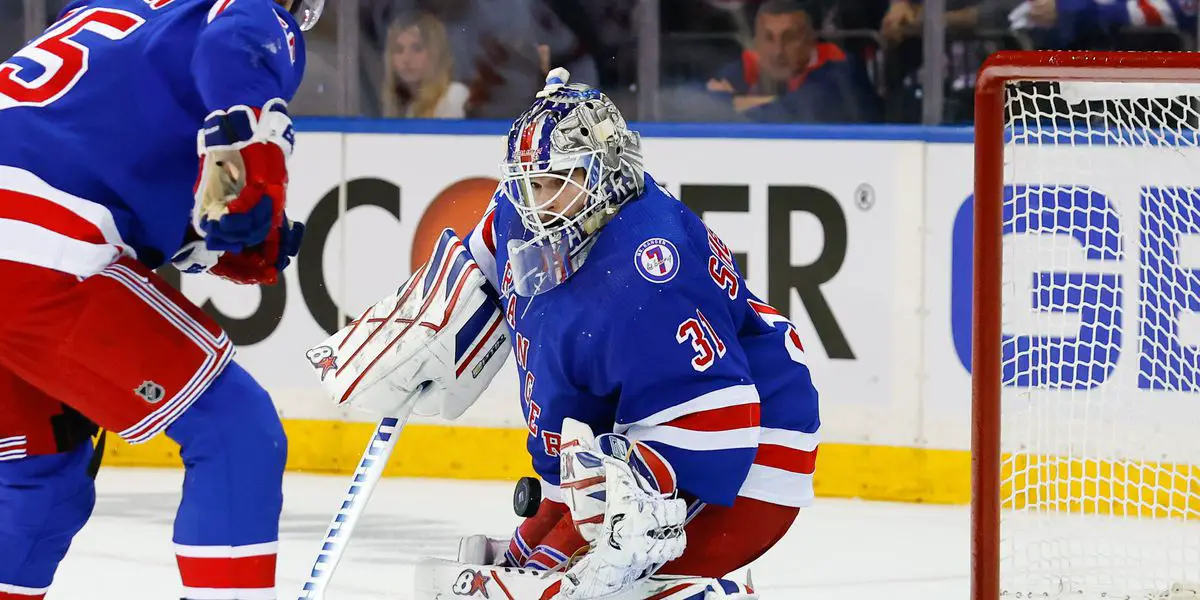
[880, 0, 1024, 44]
[706, 0, 881, 122]
[381, 12, 469, 119]
[1009, 0, 1196, 49]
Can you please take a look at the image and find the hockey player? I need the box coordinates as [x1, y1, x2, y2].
[312, 68, 819, 599]
[0, 0, 317, 598]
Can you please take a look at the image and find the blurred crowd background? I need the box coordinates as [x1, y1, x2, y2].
[4, 0, 1195, 125]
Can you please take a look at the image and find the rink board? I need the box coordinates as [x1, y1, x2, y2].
[99, 121, 1200, 507]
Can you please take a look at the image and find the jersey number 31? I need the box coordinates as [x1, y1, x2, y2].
[0, 8, 144, 111]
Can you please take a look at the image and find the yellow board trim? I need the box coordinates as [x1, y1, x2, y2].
[104, 419, 1200, 516]
[1001, 454, 1200, 518]
[101, 418, 974, 504]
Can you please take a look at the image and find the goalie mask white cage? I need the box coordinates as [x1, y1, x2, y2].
[973, 52, 1200, 600]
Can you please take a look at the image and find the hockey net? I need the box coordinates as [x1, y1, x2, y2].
[974, 52, 1200, 600]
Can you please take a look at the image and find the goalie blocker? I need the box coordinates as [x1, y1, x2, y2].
[304, 228, 509, 421]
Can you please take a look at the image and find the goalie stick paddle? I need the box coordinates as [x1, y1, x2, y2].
[298, 409, 413, 599]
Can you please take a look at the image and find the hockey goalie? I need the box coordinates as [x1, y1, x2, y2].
[308, 68, 821, 599]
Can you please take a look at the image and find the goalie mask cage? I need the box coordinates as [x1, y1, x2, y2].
[973, 52, 1200, 600]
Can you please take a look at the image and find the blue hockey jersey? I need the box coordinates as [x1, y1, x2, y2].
[467, 173, 821, 508]
[1066, 0, 1195, 30]
[0, 0, 305, 273]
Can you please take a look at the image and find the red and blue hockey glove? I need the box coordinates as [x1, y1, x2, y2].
[193, 98, 294, 252]
[210, 218, 304, 285]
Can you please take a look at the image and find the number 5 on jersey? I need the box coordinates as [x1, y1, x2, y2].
[0, 8, 144, 110]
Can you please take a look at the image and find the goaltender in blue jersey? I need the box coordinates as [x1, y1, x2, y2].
[464, 68, 821, 578]
[305, 68, 820, 598]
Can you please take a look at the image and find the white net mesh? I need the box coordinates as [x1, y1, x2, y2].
[1000, 81, 1200, 598]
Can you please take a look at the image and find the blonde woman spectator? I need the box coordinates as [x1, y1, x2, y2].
[381, 13, 469, 118]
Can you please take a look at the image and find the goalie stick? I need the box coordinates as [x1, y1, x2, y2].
[297, 407, 414, 599]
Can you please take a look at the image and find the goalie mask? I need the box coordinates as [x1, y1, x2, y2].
[288, 0, 324, 31]
[500, 69, 644, 297]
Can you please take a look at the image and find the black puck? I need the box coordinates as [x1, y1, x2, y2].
[513, 476, 541, 518]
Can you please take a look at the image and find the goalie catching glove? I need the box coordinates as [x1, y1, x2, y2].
[303, 229, 509, 419]
[556, 419, 687, 599]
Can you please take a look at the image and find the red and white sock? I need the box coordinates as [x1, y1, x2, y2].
[0, 582, 49, 599]
[176, 541, 277, 599]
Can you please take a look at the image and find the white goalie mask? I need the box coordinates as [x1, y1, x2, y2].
[500, 69, 644, 297]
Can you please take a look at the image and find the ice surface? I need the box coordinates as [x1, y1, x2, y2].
[50, 468, 969, 599]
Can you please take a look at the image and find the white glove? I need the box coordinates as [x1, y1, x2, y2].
[170, 239, 223, 274]
[303, 229, 509, 419]
[556, 420, 687, 600]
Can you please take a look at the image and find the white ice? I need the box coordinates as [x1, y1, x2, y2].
[50, 468, 970, 599]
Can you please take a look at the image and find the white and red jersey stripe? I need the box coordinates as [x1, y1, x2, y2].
[0, 581, 48, 599]
[1130, 0, 1179, 26]
[617, 385, 761, 452]
[207, 0, 237, 23]
[0, 436, 28, 462]
[616, 384, 818, 508]
[175, 541, 277, 599]
[465, 198, 500, 291]
[0, 166, 134, 277]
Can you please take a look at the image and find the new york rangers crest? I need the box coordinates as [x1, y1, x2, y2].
[634, 238, 679, 284]
[305, 346, 338, 381]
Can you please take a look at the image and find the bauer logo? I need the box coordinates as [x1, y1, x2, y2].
[950, 185, 1200, 392]
[472, 334, 507, 379]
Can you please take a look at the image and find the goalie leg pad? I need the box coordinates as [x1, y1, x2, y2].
[413, 557, 755, 600]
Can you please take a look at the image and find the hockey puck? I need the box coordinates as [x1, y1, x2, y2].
[513, 476, 541, 518]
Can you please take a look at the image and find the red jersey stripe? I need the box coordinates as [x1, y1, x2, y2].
[0, 190, 107, 244]
[662, 403, 760, 433]
[754, 443, 818, 475]
[482, 209, 497, 255]
[1137, 0, 1165, 25]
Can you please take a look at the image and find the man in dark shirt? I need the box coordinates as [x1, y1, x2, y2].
[707, 0, 881, 123]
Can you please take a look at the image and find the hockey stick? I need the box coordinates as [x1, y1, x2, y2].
[298, 409, 413, 599]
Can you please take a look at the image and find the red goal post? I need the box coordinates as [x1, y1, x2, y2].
[974, 51, 1200, 600]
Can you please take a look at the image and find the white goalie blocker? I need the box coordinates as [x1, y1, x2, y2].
[297, 229, 509, 598]
[304, 228, 509, 420]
